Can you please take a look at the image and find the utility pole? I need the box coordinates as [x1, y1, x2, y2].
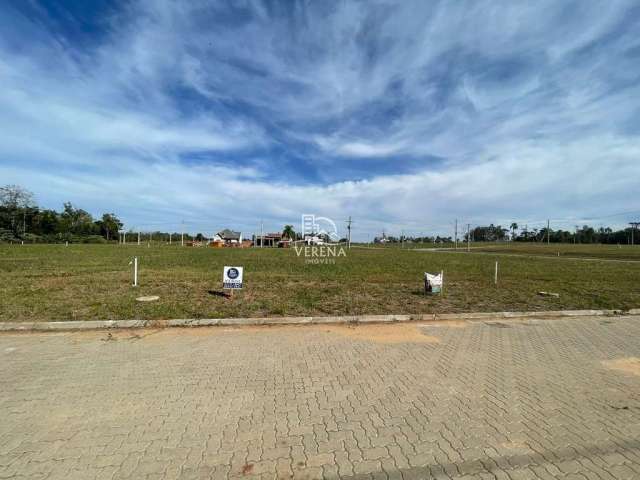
[455, 219, 458, 250]
[137, 232, 140, 246]
[346, 216, 352, 249]
[260, 220, 264, 248]
[401, 230, 404, 249]
[467, 224, 471, 252]
[547, 219, 550, 245]
[181, 220, 184, 247]
[630, 222, 640, 246]
[169, 233, 172, 245]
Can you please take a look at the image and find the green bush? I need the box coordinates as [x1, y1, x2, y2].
[0, 228, 18, 243]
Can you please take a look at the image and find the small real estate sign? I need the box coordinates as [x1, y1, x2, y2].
[424, 272, 443, 294]
[223, 266, 244, 289]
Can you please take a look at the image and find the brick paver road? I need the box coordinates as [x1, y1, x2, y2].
[1, 316, 640, 480]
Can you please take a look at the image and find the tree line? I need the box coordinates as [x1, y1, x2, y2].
[0, 185, 124, 243]
[374, 222, 636, 245]
[467, 223, 636, 244]
[1, 185, 636, 245]
[0, 185, 201, 244]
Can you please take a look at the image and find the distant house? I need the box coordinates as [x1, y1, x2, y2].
[214, 229, 242, 246]
[304, 235, 325, 245]
[278, 238, 292, 248]
[186, 240, 206, 247]
[209, 233, 225, 247]
[254, 232, 282, 247]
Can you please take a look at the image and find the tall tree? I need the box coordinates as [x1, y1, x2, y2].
[96, 213, 123, 240]
[0, 185, 34, 210]
[60, 202, 96, 235]
[510, 222, 518, 240]
[282, 225, 295, 240]
[0, 185, 35, 235]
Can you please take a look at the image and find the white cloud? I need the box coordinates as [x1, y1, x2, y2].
[1, 0, 639, 238]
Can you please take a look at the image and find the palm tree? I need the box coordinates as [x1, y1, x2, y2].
[510, 222, 518, 241]
[282, 225, 295, 240]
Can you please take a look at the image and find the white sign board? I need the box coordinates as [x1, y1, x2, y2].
[223, 266, 243, 289]
[425, 272, 443, 294]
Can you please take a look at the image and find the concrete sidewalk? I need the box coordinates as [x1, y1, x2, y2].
[0, 308, 638, 332]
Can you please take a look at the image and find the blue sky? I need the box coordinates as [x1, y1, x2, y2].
[1, 1, 639, 239]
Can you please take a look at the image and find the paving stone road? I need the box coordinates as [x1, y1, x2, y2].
[1, 316, 640, 480]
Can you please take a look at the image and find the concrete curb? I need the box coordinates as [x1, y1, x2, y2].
[0, 308, 636, 332]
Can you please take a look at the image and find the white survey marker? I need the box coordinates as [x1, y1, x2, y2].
[223, 266, 244, 289]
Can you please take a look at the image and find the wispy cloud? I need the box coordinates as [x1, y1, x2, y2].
[1, 0, 639, 238]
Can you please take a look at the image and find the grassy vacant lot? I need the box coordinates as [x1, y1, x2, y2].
[0, 243, 639, 321]
[467, 242, 640, 260]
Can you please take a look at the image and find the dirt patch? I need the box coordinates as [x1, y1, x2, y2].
[144, 326, 228, 341]
[418, 320, 468, 329]
[323, 324, 440, 344]
[602, 357, 640, 377]
[500, 441, 532, 453]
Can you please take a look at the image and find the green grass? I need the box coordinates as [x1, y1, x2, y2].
[354, 241, 455, 249]
[0, 243, 639, 321]
[466, 242, 640, 260]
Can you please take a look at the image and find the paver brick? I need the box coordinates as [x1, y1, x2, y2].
[1, 316, 639, 479]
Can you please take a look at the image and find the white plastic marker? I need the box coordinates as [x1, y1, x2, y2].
[495, 261, 498, 286]
[128, 256, 138, 286]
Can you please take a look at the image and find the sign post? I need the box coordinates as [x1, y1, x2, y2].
[223, 266, 243, 296]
